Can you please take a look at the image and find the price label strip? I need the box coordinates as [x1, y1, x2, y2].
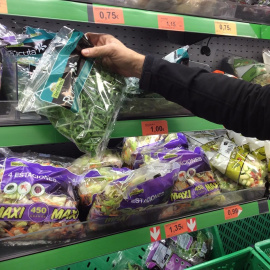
[215, 21, 237, 36]
[158, 15, 184, 31]
[141, 120, 168, 136]
[0, 0, 7, 14]
[93, 6, 124, 24]
[224, 205, 242, 220]
[164, 218, 187, 238]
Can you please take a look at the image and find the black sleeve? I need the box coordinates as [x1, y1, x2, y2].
[139, 55, 270, 140]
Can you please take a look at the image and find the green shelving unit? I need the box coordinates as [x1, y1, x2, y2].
[0, 200, 268, 270]
[0, 0, 265, 39]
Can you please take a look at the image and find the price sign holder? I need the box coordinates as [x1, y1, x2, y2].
[224, 205, 242, 220]
[164, 219, 187, 238]
[141, 120, 168, 136]
[93, 6, 124, 24]
[215, 21, 237, 36]
[158, 15, 184, 31]
[0, 0, 7, 14]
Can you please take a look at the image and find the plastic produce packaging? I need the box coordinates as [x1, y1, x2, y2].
[122, 133, 188, 168]
[88, 159, 180, 219]
[170, 147, 220, 202]
[210, 137, 267, 187]
[6, 27, 56, 100]
[247, 137, 266, 162]
[17, 26, 126, 155]
[145, 230, 213, 269]
[0, 152, 83, 239]
[68, 150, 123, 175]
[78, 167, 131, 208]
[112, 251, 143, 270]
[226, 130, 250, 151]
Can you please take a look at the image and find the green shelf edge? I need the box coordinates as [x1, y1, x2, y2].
[0, 200, 263, 270]
[0, 117, 222, 147]
[2, 0, 263, 39]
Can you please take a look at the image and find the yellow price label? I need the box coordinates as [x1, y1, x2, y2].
[215, 21, 237, 36]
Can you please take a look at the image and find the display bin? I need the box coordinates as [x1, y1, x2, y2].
[255, 239, 270, 265]
[190, 247, 270, 270]
[54, 226, 225, 270]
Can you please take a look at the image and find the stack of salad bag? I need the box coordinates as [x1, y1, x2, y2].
[17, 26, 127, 156]
[145, 230, 213, 269]
[0, 148, 84, 241]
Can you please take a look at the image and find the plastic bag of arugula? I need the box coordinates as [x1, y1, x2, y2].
[17, 27, 126, 155]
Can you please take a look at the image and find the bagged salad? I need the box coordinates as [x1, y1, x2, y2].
[68, 150, 122, 175]
[145, 230, 213, 269]
[78, 167, 131, 208]
[0, 153, 83, 239]
[170, 147, 220, 202]
[89, 159, 180, 219]
[210, 137, 267, 188]
[17, 26, 126, 155]
[122, 133, 188, 168]
[112, 250, 144, 270]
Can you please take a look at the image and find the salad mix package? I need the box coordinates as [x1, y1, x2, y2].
[0, 152, 83, 239]
[145, 230, 213, 269]
[122, 133, 188, 168]
[210, 137, 267, 187]
[17, 26, 126, 155]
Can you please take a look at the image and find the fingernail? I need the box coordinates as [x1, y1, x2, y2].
[81, 49, 90, 56]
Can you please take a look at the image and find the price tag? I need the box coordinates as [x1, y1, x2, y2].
[0, 0, 7, 14]
[215, 21, 237, 36]
[93, 6, 124, 24]
[224, 205, 242, 220]
[164, 219, 187, 238]
[158, 15, 184, 31]
[141, 120, 168, 136]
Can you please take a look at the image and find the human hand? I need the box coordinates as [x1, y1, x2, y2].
[81, 33, 145, 78]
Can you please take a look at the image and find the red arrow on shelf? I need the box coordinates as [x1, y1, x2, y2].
[187, 218, 197, 232]
[150, 226, 161, 242]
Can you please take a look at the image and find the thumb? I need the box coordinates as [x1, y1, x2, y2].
[81, 45, 112, 58]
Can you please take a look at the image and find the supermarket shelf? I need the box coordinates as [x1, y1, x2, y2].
[0, 117, 222, 147]
[1, 0, 264, 39]
[0, 199, 268, 270]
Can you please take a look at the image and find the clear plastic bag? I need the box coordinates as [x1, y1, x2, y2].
[0, 152, 83, 239]
[17, 27, 126, 155]
[122, 133, 188, 168]
[112, 251, 144, 270]
[210, 137, 267, 187]
[68, 150, 123, 175]
[145, 230, 213, 269]
[89, 159, 180, 219]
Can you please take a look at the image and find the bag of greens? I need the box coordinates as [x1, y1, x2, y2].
[17, 27, 126, 155]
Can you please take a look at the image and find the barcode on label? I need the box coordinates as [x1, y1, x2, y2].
[225, 144, 234, 155]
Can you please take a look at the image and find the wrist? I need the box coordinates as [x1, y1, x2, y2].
[133, 53, 145, 79]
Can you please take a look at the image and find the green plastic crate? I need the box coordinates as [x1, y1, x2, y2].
[190, 247, 270, 270]
[255, 239, 270, 265]
[55, 227, 224, 270]
[218, 213, 270, 254]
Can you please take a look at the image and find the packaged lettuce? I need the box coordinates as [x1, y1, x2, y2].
[170, 147, 220, 202]
[122, 133, 188, 168]
[264, 141, 270, 179]
[210, 137, 266, 187]
[226, 130, 249, 151]
[68, 150, 122, 175]
[89, 159, 180, 219]
[213, 170, 241, 192]
[78, 167, 131, 207]
[145, 230, 213, 269]
[0, 156, 83, 239]
[17, 26, 126, 155]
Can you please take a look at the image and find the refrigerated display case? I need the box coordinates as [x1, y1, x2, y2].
[0, 0, 270, 269]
